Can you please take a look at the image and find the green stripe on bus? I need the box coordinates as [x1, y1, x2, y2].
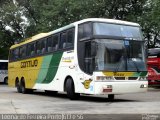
[140, 71, 148, 76]
[132, 71, 147, 77]
[42, 52, 63, 83]
[36, 55, 53, 83]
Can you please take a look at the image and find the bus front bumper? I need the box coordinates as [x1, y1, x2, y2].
[94, 81, 148, 95]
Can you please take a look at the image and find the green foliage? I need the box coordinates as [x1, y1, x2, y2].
[0, 0, 160, 58]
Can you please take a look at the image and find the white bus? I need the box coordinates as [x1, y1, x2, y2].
[0, 60, 8, 84]
[8, 18, 148, 100]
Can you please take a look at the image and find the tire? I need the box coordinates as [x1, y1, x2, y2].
[15, 80, 22, 93]
[108, 94, 115, 101]
[20, 80, 27, 94]
[4, 77, 8, 85]
[20, 80, 33, 94]
[66, 78, 80, 100]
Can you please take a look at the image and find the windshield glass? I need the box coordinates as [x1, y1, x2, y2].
[93, 22, 142, 40]
[95, 39, 147, 71]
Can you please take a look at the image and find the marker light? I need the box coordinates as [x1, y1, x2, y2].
[103, 85, 113, 92]
[140, 84, 147, 88]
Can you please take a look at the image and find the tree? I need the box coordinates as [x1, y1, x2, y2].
[0, 0, 160, 58]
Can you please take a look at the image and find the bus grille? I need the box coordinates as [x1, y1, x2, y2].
[114, 77, 125, 80]
[128, 77, 138, 80]
[114, 77, 138, 80]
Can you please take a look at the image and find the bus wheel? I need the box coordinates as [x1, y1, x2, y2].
[4, 77, 8, 85]
[66, 78, 80, 100]
[15, 80, 22, 93]
[20, 80, 27, 94]
[108, 94, 115, 101]
[20, 80, 33, 94]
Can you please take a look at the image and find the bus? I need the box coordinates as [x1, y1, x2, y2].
[0, 60, 8, 84]
[147, 48, 160, 86]
[8, 18, 148, 100]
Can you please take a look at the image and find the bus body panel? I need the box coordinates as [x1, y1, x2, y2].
[8, 56, 43, 88]
[33, 51, 76, 91]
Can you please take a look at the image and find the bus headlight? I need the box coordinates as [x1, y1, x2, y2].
[96, 76, 114, 81]
[139, 76, 147, 81]
[140, 84, 147, 88]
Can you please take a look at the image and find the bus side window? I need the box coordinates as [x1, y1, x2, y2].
[66, 28, 74, 48]
[9, 50, 14, 61]
[36, 41, 42, 54]
[60, 32, 67, 49]
[53, 34, 59, 51]
[78, 22, 92, 40]
[47, 36, 53, 52]
[14, 48, 19, 60]
[27, 43, 36, 57]
[19, 46, 26, 58]
[41, 39, 46, 54]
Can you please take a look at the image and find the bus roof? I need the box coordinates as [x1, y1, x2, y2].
[10, 33, 50, 49]
[10, 18, 140, 49]
[0, 60, 8, 62]
[73, 18, 140, 27]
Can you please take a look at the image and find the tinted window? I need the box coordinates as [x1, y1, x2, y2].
[14, 48, 19, 59]
[47, 36, 53, 52]
[46, 35, 59, 52]
[19, 46, 26, 58]
[59, 32, 67, 49]
[36, 39, 46, 55]
[9, 50, 14, 61]
[67, 28, 75, 48]
[53, 35, 59, 51]
[27, 43, 36, 56]
[78, 22, 92, 40]
[36, 40, 41, 54]
[0, 62, 8, 70]
[9, 48, 20, 61]
[93, 22, 142, 39]
[41, 39, 46, 54]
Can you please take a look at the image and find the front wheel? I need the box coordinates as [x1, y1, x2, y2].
[66, 78, 80, 100]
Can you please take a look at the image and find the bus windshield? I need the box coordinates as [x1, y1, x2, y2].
[95, 39, 147, 71]
[93, 22, 142, 40]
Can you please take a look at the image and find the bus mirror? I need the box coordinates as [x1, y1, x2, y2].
[91, 42, 97, 56]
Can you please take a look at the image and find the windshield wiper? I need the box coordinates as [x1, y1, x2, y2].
[129, 59, 140, 72]
[114, 61, 123, 73]
[114, 55, 125, 73]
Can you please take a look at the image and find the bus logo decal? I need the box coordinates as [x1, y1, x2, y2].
[21, 59, 38, 68]
[82, 79, 92, 89]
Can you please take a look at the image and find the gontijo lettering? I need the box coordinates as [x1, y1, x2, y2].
[21, 59, 38, 68]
